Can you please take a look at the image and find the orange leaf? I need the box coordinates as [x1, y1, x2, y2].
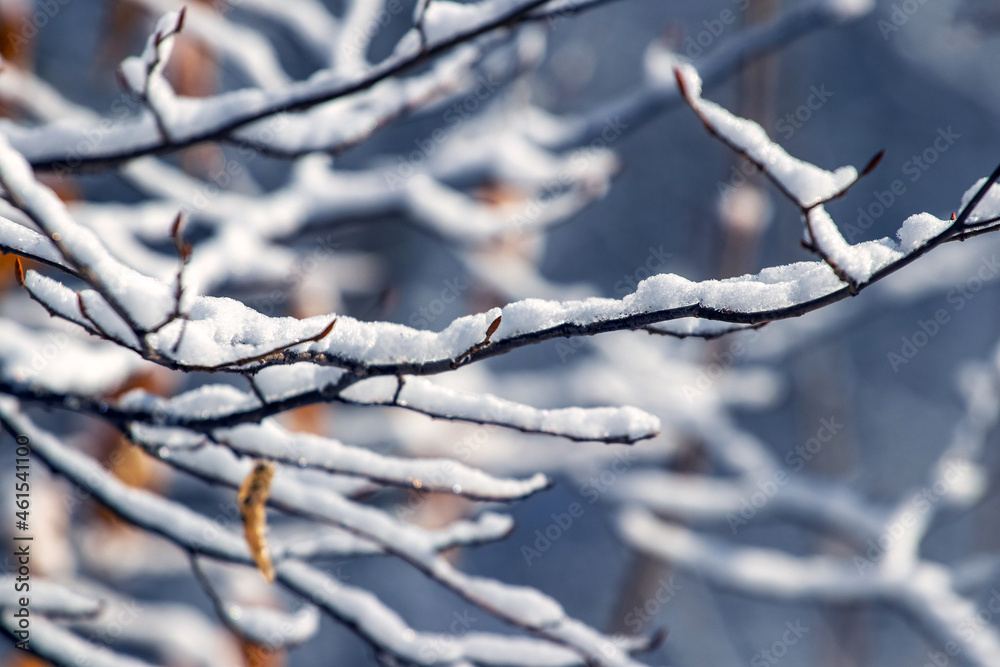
[238, 461, 277, 584]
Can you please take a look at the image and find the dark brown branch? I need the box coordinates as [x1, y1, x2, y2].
[0, 173, 154, 356]
[644, 321, 768, 340]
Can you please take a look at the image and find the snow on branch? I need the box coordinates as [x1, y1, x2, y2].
[1, 0, 576, 171]
[615, 338, 1000, 667]
[619, 508, 1000, 667]
[117, 10, 186, 141]
[271, 512, 516, 559]
[4, 1, 990, 665]
[0, 577, 102, 619]
[1, 615, 159, 667]
[138, 418, 551, 500]
[128, 0, 293, 89]
[0, 399, 656, 666]
[2, 77, 1000, 393]
[279, 560, 658, 666]
[671, 65, 1000, 294]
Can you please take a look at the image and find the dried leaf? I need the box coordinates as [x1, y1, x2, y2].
[316, 318, 337, 340]
[242, 640, 284, 667]
[484, 315, 502, 343]
[13, 257, 24, 286]
[238, 461, 277, 584]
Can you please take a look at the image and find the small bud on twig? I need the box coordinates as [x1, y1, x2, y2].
[861, 150, 886, 177]
[484, 315, 502, 343]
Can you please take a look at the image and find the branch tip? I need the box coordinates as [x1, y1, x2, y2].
[649, 626, 670, 651]
[170, 211, 191, 260]
[317, 317, 337, 340]
[861, 149, 885, 177]
[672, 66, 690, 100]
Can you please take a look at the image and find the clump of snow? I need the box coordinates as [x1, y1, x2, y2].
[420, 0, 521, 45]
[643, 39, 681, 89]
[226, 604, 320, 648]
[820, 0, 876, 20]
[120, 384, 258, 422]
[806, 207, 902, 283]
[896, 212, 950, 253]
[959, 178, 1000, 222]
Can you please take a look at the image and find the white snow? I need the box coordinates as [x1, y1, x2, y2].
[675, 64, 858, 207]
[0, 320, 143, 393]
[217, 419, 549, 499]
[225, 603, 320, 648]
[960, 178, 1000, 223]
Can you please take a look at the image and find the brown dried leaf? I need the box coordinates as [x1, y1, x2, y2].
[238, 461, 277, 584]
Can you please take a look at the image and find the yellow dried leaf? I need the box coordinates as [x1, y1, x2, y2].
[238, 461, 276, 584]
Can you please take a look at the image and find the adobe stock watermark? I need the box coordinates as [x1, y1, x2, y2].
[521, 448, 637, 566]
[12, 331, 69, 381]
[842, 127, 960, 243]
[775, 85, 834, 140]
[877, 0, 931, 40]
[719, 85, 834, 199]
[887, 253, 1000, 372]
[79, 600, 144, 661]
[682, 328, 763, 402]
[417, 610, 477, 664]
[750, 620, 810, 667]
[556, 245, 672, 363]
[620, 576, 682, 634]
[408, 276, 469, 328]
[681, 0, 750, 60]
[255, 231, 340, 317]
[923, 589, 1000, 667]
[727, 417, 844, 533]
[506, 115, 628, 234]
[339, 0, 407, 61]
[384, 73, 506, 190]
[853, 459, 972, 573]
[396, 407, 505, 522]
[5, 0, 74, 55]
